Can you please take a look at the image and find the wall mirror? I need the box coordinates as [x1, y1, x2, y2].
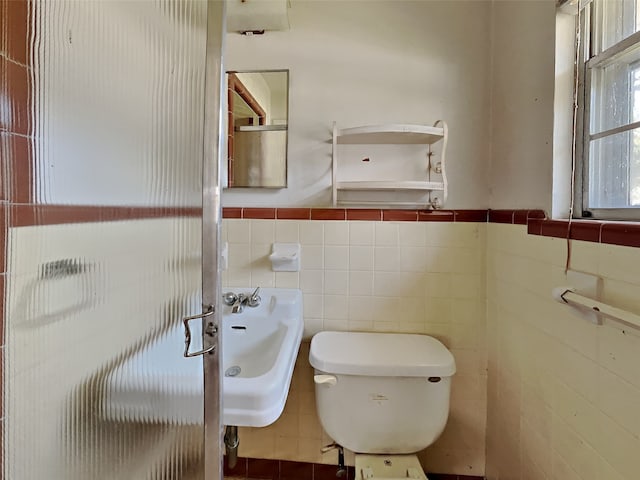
[226, 69, 289, 188]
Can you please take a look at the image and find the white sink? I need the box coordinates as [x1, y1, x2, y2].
[102, 288, 303, 427]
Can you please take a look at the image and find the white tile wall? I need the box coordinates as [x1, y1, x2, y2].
[486, 224, 640, 480]
[222, 219, 487, 476]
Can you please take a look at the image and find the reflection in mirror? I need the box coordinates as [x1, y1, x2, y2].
[227, 70, 288, 188]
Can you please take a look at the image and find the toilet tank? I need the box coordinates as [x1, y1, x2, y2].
[309, 332, 455, 454]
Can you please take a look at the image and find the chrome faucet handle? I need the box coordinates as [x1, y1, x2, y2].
[222, 291, 238, 306]
[248, 287, 261, 307]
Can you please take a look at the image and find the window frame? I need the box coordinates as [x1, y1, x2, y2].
[577, 1, 640, 220]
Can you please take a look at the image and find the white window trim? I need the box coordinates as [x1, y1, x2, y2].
[577, 4, 640, 220]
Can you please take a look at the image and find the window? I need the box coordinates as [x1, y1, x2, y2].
[579, 0, 640, 218]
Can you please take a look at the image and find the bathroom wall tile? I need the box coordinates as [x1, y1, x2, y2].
[425, 273, 452, 299]
[399, 222, 426, 246]
[348, 221, 375, 245]
[324, 246, 348, 270]
[226, 268, 251, 287]
[303, 317, 323, 339]
[275, 272, 299, 289]
[251, 220, 275, 243]
[227, 219, 251, 243]
[348, 270, 373, 296]
[251, 269, 275, 288]
[399, 246, 428, 272]
[323, 295, 348, 320]
[323, 222, 349, 245]
[597, 366, 640, 439]
[299, 270, 323, 294]
[275, 221, 299, 242]
[303, 294, 323, 319]
[301, 245, 323, 269]
[349, 245, 373, 271]
[324, 270, 348, 295]
[373, 246, 399, 272]
[300, 221, 324, 245]
[373, 271, 405, 297]
[228, 244, 252, 269]
[374, 222, 398, 246]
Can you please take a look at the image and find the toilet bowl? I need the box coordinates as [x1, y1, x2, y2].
[309, 331, 456, 480]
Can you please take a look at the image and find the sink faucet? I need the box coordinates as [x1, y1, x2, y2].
[223, 287, 261, 314]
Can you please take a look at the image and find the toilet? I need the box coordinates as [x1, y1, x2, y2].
[309, 331, 456, 480]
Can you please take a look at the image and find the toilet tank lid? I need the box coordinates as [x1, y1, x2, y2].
[309, 332, 456, 377]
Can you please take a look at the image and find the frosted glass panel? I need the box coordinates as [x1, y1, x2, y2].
[2, 1, 219, 479]
[595, 0, 640, 53]
[588, 128, 640, 207]
[589, 46, 640, 134]
[32, 0, 207, 207]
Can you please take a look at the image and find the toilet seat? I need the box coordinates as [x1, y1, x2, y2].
[355, 454, 428, 480]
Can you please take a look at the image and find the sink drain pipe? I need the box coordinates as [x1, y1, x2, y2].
[224, 425, 239, 469]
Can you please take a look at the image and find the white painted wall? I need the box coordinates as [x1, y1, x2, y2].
[488, 0, 557, 213]
[224, 0, 492, 208]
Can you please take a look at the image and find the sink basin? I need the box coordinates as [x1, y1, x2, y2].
[102, 288, 303, 427]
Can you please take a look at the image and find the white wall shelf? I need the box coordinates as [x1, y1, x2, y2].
[332, 121, 448, 208]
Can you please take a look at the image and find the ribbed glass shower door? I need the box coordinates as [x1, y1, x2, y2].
[2, 1, 224, 479]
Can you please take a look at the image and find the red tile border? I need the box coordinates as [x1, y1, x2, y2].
[487, 209, 514, 224]
[247, 458, 279, 480]
[0, 274, 5, 346]
[383, 209, 418, 221]
[418, 210, 455, 222]
[279, 460, 313, 480]
[223, 455, 247, 477]
[243, 208, 276, 219]
[311, 208, 346, 220]
[4, 133, 33, 203]
[346, 209, 382, 221]
[540, 219, 571, 239]
[222, 458, 483, 480]
[223, 207, 242, 219]
[527, 209, 546, 220]
[276, 208, 311, 220]
[527, 218, 543, 236]
[0, 203, 6, 272]
[0, 344, 3, 417]
[2, 0, 31, 66]
[601, 223, 640, 248]
[2, 58, 32, 136]
[454, 210, 488, 222]
[10, 205, 201, 227]
[568, 221, 602, 243]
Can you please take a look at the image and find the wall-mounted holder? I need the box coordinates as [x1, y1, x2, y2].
[552, 270, 640, 330]
[269, 243, 300, 272]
